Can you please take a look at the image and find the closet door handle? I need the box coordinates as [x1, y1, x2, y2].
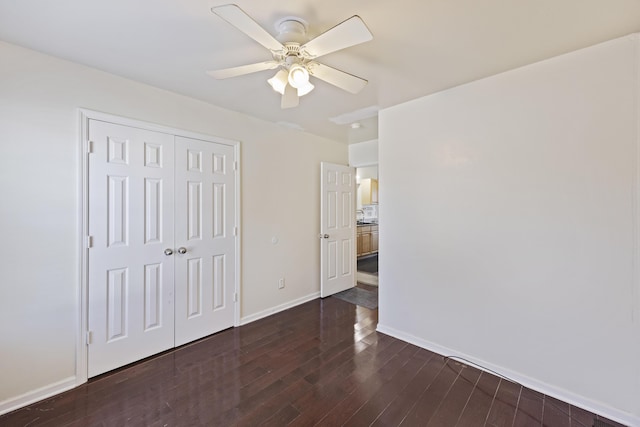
[164, 248, 174, 256]
[177, 247, 187, 254]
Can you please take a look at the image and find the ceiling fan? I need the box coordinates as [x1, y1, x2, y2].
[208, 4, 373, 109]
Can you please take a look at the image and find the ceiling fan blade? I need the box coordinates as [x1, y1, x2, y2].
[301, 16, 373, 59]
[281, 84, 299, 109]
[308, 62, 368, 94]
[206, 61, 280, 79]
[211, 4, 284, 52]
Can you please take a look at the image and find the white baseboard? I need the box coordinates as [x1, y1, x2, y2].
[0, 376, 78, 417]
[240, 292, 320, 325]
[376, 323, 639, 427]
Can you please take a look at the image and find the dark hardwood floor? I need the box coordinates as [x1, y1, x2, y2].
[0, 294, 627, 426]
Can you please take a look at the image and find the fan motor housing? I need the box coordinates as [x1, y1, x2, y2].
[275, 17, 308, 44]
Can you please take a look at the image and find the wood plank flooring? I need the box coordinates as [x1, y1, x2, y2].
[0, 294, 627, 426]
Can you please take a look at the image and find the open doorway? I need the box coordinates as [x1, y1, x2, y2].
[356, 165, 378, 286]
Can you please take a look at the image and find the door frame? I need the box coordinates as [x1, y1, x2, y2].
[76, 109, 241, 385]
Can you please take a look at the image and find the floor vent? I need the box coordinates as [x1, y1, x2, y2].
[593, 420, 617, 427]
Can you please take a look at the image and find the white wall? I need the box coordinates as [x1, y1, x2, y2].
[348, 139, 378, 167]
[378, 34, 640, 425]
[356, 166, 378, 181]
[0, 41, 346, 411]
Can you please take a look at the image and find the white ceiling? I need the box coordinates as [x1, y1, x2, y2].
[1, 0, 639, 144]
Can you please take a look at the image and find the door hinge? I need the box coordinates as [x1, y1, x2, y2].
[233, 292, 238, 302]
[86, 330, 93, 345]
[87, 235, 93, 248]
[233, 226, 238, 236]
[87, 140, 93, 154]
[233, 161, 238, 171]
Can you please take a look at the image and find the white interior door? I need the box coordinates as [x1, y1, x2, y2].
[87, 120, 175, 377]
[320, 162, 356, 297]
[174, 136, 236, 346]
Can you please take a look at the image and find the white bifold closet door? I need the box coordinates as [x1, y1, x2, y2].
[87, 120, 236, 378]
[173, 136, 236, 347]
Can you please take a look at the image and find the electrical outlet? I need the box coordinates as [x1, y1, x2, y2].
[278, 278, 285, 289]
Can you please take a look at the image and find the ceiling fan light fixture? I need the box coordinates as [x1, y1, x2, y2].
[288, 64, 310, 89]
[208, 5, 373, 109]
[267, 69, 289, 95]
[297, 81, 314, 97]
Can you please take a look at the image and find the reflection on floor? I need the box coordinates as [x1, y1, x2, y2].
[357, 254, 378, 286]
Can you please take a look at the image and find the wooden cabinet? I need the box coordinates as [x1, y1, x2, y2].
[371, 227, 379, 252]
[357, 224, 379, 257]
[359, 232, 371, 255]
[359, 178, 378, 205]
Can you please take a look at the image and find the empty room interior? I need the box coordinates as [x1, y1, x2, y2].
[1, 0, 640, 425]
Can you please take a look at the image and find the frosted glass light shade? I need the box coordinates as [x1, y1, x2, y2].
[267, 69, 289, 95]
[288, 64, 309, 89]
[297, 81, 314, 97]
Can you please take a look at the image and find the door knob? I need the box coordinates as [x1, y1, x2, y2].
[318, 234, 329, 239]
[177, 247, 187, 254]
[164, 248, 174, 256]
